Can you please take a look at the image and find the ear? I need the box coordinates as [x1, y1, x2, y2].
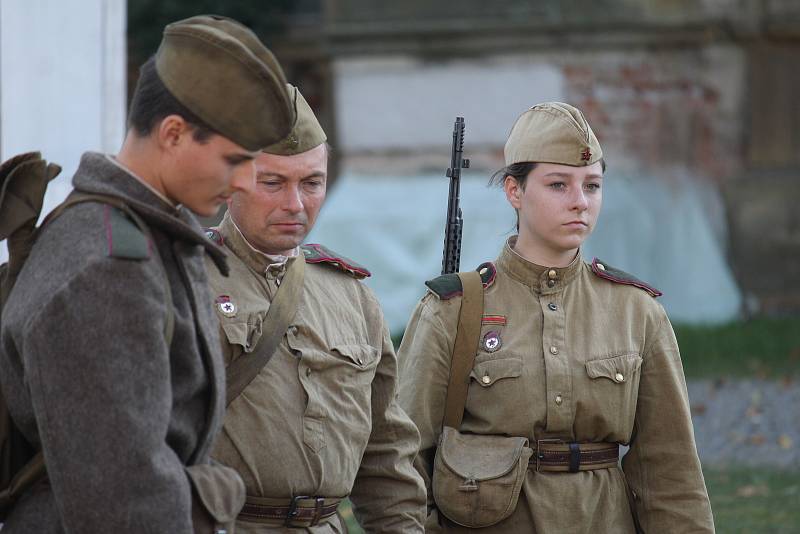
[156, 114, 191, 151]
[504, 176, 522, 209]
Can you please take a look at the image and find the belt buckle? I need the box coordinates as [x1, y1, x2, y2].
[285, 495, 325, 527]
[535, 438, 562, 472]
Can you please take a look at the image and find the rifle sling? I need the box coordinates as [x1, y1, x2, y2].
[442, 270, 484, 429]
[225, 254, 305, 406]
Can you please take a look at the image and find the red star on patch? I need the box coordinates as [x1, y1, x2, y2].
[581, 148, 592, 161]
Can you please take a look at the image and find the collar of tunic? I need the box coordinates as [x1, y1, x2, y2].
[104, 155, 177, 209]
[218, 211, 298, 279]
[68, 152, 229, 273]
[497, 236, 583, 295]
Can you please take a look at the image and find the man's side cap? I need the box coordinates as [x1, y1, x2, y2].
[504, 102, 603, 167]
[263, 84, 327, 156]
[155, 15, 295, 151]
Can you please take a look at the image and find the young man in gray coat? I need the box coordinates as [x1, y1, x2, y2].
[0, 15, 295, 533]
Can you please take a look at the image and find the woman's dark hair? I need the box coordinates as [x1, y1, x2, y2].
[127, 56, 217, 143]
[489, 162, 538, 189]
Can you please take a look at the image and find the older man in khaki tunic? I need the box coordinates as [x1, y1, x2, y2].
[205, 86, 426, 533]
[398, 103, 714, 533]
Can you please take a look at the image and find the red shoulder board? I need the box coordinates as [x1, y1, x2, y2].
[591, 258, 662, 298]
[424, 262, 497, 299]
[301, 244, 371, 279]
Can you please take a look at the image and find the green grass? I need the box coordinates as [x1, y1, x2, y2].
[706, 467, 800, 533]
[674, 317, 800, 379]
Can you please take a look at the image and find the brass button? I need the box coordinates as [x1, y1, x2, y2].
[548, 303, 558, 311]
[547, 280, 556, 288]
[549, 346, 559, 355]
[481, 375, 491, 384]
[479, 267, 488, 275]
[306, 367, 312, 377]
[597, 263, 606, 271]
[615, 372, 624, 382]
[555, 394, 563, 405]
[548, 269, 557, 279]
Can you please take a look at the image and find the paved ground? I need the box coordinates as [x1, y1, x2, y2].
[687, 379, 800, 469]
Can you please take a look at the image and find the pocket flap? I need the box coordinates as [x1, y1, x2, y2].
[585, 353, 643, 383]
[331, 343, 379, 367]
[186, 463, 246, 523]
[221, 319, 262, 354]
[438, 427, 529, 481]
[469, 357, 522, 387]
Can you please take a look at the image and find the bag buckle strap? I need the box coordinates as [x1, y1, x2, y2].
[568, 442, 581, 473]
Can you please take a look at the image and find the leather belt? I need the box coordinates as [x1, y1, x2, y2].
[238, 495, 342, 527]
[531, 441, 619, 472]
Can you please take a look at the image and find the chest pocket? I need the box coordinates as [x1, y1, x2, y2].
[328, 343, 380, 384]
[464, 356, 529, 435]
[583, 353, 643, 436]
[469, 357, 522, 387]
[219, 314, 264, 364]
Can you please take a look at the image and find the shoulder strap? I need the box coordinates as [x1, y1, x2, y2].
[442, 270, 484, 430]
[225, 254, 305, 406]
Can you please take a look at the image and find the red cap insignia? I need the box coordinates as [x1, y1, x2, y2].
[581, 148, 592, 161]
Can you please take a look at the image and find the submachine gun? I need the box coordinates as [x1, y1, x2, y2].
[441, 116, 470, 275]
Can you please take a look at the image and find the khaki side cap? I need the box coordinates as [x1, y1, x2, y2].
[263, 84, 327, 156]
[504, 102, 603, 167]
[156, 16, 294, 151]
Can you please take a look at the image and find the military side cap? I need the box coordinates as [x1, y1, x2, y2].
[504, 102, 603, 167]
[155, 15, 295, 151]
[263, 84, 327, 155]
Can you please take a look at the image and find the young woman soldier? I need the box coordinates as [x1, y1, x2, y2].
[398, 102, 714, 533]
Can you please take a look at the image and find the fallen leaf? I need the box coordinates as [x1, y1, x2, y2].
[749, 434, 766, 445]
[778, 435, 793, 449]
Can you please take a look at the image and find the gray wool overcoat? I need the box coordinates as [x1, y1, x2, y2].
[0, 152, 241, 533]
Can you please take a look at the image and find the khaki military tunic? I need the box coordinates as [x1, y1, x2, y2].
[398, 238, 714, 533]
[205, 213, 426, 533]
